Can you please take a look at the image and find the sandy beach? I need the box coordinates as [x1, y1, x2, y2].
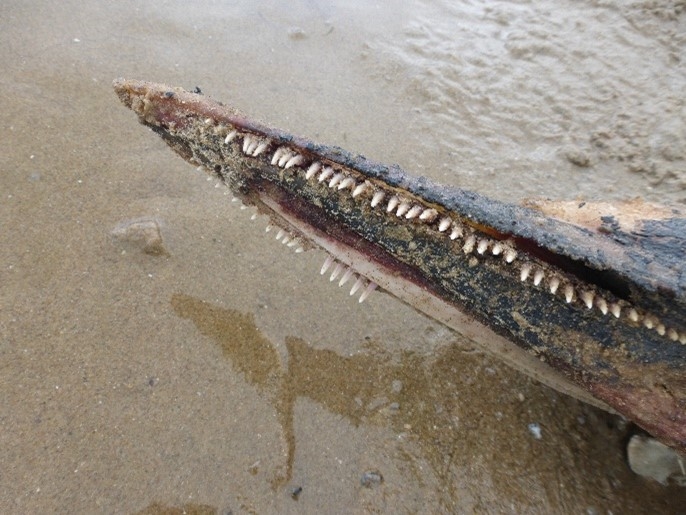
[1, 1, 685, 512]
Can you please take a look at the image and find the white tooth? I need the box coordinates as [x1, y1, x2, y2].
[318, 167, 334, 182]
[276, 229, 285, 240]
[549, 276, 560, 294]
[359, 282, 377, 303]
[253, 141, 269, 156]
[491, 243, 503, 256]
[246, 139, 259, 155]
[350, 277, 364, 295]
[338, 177, 355, 191]
[504, 248, 517, 263]
[329, 173, 344, 188]
[295, 247, 304, 253]
[520, 264, 532, 282]
[580, 291, 594, 309]
[305, 162, 321, 180]
[387, 196, 400, 213]
[597, 297, 608, 315]
[225, 130, 237, 143]
[419, 208, 438, 221]
[239, 205, 247, 210]
[406, 205, 423, 219]
[321, 255, 334, 275]
[281, 236, 290, 245]
[463, 235, 476, 253]
[242, 135, 252, 153]
[271, 147, 285, 165]
[287, 239, 298, 248]
[278, 152, 292, 168]
[450, 226, 463, 240]
[667, 328, 678, 341]
[250, 213, 257, 220]
[644, 317, 654, 329]
[656, 324, 666, 336]
[610, 303, 621, 318]
[284, 154, 304, 169]
[396, 201, 410, 217]
[564, 285, 574, 303]
[628, 308, 639, 322]
[371, 190, 385, 207]
[352, 183, 366, 197]
[533, 269, 544, 286]
[477, 239, 489, 255]
[231, 197, 239, 202]
[265, 225, 272, 232]
[438, 217, 451, 232]
[339, 268, 354, 286]
[330, 263, 344, 281]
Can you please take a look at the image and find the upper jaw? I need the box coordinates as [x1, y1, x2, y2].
[114, 78, 686, 453]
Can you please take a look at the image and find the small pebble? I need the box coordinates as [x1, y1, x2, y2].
[360, 470, 383, 488]
[528, 423, 542, 440]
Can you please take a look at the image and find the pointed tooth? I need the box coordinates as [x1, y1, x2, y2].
[250, 213, 257, 220]
[350, 277, 364, 295]
[225, 130, 237, 143]
[321, 256, 334, 275]
[305, 162, 321, 180]
[352, 183, 367, 197]
[597, 297, 608, 315]
[246, 139, 259, 155]
[329, 173, 344, 188]
[580, 291, 594, 309]
[656, 323, 666, 336]
[276, 229, 285, 240]
[295, 247, 304, 253]
[463, 235, 476, 253]
[667, 328, 679, 341]
[491, 243, 503, 256]
[520, 263, 532, 282]
[338, 268, 354, 286]
[253, 140, 269, 156]
[287, 239, 298, 248]
[396, 201, 411, 217]
[271, 147, 285, 165]
[564, 285, 574, 303]
[265, 225, 272, 232]
[281, 235, 290, 245]
[231, 197, 239, 203]
[338, 177, 355, 191]
[419, 208, 438, 221]
[477, 239, 489, 255]
[610, 303, 621, 318]
[371, 190, 385, 207]
[278, 152, 292, 168]
[330, 263, 344, 281]
[406, 205, 423, 219]
[533, 269, 544, 286]
[359, 282, 377, 303]
[628, 308, 639, 322]
[318, 167, 334, 183]
[438, 217, 451, 232]
[284, 154, 304, 169]
[549, 276, 560, 295]
[504, 248, 517, 263]
[450, 226, 463, 240]
[242, 135, 252, 153]
[387, 196, 400, 213]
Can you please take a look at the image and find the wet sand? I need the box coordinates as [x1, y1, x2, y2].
[1, 1, 685, 513]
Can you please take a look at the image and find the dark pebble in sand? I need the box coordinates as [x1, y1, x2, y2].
[360, 470, 383, 488]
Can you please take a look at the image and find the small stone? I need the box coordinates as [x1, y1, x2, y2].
[111, 218, 168, 256]
[563, 146, 591, 167]
[627, 435, 686, 486]
[528, 423, 542, 440]
[360, 470, 383, 488]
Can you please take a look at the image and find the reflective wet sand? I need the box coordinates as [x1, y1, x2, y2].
[1, 1, 685, 512]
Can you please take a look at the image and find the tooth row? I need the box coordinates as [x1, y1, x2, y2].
[320, 255, 377, 303]
[517, 261, 684, 343]
[218, 127, 685, 345]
